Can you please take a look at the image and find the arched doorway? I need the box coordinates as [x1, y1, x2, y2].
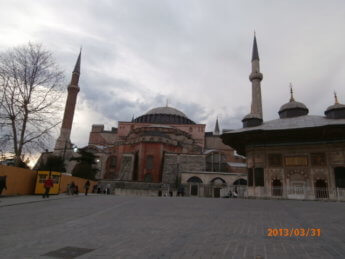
[315, 179, 328, 198]
[187, 176, 203, 196]
[191, 185, 198, 196]
[272, 179, 282, 196]
[233, 178, 247, 198]
[210, 177, 226, 198]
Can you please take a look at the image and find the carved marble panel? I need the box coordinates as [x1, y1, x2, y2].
[329, 151, 344, 164]
[286, 168, 308, 180]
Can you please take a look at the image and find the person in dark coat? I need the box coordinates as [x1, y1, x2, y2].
[84, 180, 90, 196]
[70, 182, 76, 195]
[0, 176, 7, 195]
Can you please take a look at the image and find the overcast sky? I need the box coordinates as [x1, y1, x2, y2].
[1, 0, 345, 149]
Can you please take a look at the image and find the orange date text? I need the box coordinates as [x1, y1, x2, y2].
[267, 228, 321, 237]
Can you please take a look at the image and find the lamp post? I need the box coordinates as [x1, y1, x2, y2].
[96, 158, 103, 180]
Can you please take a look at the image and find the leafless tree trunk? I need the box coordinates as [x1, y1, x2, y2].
[0, 43, 65, 166]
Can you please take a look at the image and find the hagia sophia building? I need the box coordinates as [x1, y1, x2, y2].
[37, 34, 345, 199]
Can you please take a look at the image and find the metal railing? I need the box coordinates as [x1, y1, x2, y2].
[211, 185, 345, 201]
[245, 186, 345, 201]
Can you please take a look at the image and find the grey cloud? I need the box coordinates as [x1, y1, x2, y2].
[1, 0, 345, 149]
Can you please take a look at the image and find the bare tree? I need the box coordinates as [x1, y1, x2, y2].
[0, 43, 65, 165]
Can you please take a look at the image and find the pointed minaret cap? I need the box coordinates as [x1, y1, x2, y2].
[251, 32, 259, 61]
[214, 117, 220, 135]
[73, 48, 82, 74]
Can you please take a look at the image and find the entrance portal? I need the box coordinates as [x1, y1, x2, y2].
[272, 179, 282, 196]
[315, 179, 328, 198]
[334, 167, 345, 188]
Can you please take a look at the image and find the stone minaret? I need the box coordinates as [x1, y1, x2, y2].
[242, 34, 263, 127]
[214, 117, 220, 135]
[54, 50, 81, 153]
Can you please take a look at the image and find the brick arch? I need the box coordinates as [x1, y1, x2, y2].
[187, 176, 203, 183]
[210, 177, 226, 184]
[233, 178, 247, 185]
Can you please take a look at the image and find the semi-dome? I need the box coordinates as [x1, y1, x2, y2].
[242, 113, 263, 128]
[278, 89, 308, 119]
[325, 94, 345, 119]
[134, 106, 195, 124]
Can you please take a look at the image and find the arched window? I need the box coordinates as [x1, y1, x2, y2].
[146, 155, 154, 170]
[206, 152, 228, 172]
[107, 156, 117, 168]
[104, 156, 117, 179]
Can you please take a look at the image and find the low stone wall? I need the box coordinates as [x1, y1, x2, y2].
[98, 180, 164, 196]
[114, 188, 159, 197]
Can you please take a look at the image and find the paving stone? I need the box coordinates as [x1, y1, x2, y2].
[0, 196, 344, 258]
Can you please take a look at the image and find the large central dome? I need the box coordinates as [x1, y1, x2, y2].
[134, 106, 195, 124]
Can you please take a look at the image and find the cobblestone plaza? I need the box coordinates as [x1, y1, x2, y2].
[0, 195, 344, 258]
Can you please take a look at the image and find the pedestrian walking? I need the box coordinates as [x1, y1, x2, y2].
[92, 184, 97, 193]
[84, 180, 90, 196]
[66, 184, 71, 195]
[42, 176, 54, 198]
[106, 183, 111, 195]
[70, 181, 76, 195]
[0, 176, 7, 196]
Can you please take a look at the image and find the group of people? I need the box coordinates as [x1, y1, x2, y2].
[92, 183, 111, 194]
[67, 180, 91, 196]
[42, 178, 92, 198]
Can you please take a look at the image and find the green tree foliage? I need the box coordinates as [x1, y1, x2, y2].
[70, 149, 98, 180]
[37, 155, 66, 172]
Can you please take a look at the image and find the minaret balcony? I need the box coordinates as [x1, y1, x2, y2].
[249, 72, 263, 81]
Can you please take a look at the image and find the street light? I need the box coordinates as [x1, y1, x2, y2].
[96, 158, 102, 180]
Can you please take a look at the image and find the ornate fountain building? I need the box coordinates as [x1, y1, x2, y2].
[222, 36, 345, 200]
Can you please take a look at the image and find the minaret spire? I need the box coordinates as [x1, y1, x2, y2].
[251, 33, 259, 61]
[289, 83, 295, 102]
[73, 48, 82, 74]
[242, 33, 263, 128]
[54, 50, 81, 154]
[334, 91, 339, 104]
[71, 48, 81, 86]
[214, 117, 220, 135]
